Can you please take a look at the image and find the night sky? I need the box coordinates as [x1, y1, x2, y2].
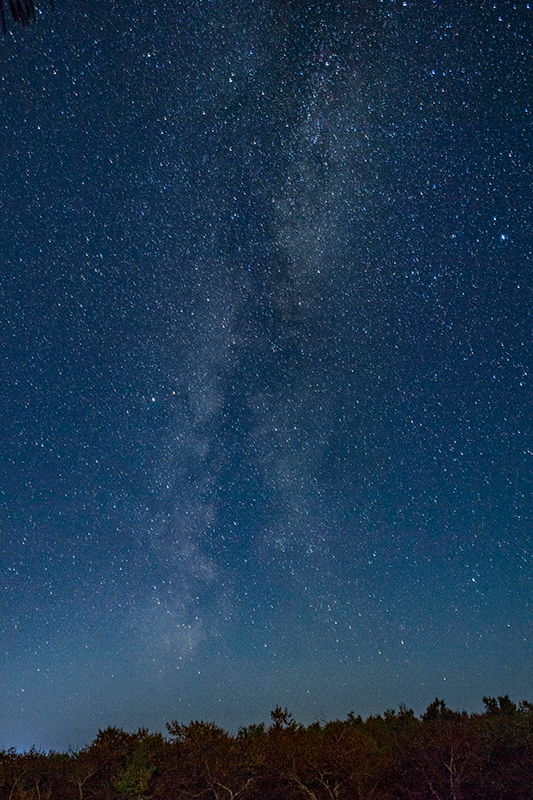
[1, 0, 531, 752]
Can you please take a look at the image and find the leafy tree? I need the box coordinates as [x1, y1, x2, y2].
[166, 720, 258, 800]
[0, 749, 24, 800]
[67, 746, 100, 800]
[405, 710, 484, 800]
[84, 727, 146, 800]
[237, 723, 266, 740]
[10, 750, 51, 800]
[482, 695, 518, 717]
[421, 698, 458, 722]
[478, 697, 533, 799]
[112, 731, 161, 800]
[270, 707, 299, 732]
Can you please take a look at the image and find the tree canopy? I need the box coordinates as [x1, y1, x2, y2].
[1, 697, 532, 799]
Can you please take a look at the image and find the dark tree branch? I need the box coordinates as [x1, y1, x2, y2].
[1, 0, 53, 35]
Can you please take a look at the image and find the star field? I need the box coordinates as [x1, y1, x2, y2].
[1, 0, 531, 751]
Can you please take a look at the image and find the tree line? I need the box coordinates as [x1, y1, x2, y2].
[2, 696, 533, 800]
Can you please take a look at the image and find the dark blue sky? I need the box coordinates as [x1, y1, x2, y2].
[1, 0, 531, 752]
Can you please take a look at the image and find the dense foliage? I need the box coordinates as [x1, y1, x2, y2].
[2, 697, 533, 800]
